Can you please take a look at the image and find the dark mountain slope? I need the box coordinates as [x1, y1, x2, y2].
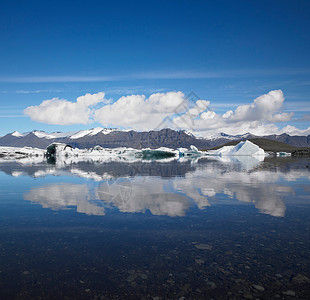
[64, 129, 213, 149]
[0, 128, 309, 150]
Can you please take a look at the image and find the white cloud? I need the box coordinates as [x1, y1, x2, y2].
[24, 89, 309, 136]
[279, 125, 310, 136]
[172, 90, 297, 137]
[94, 91, 186, 130]
[24, 92, 106, 125]
[201, 111, 216, 120]
[228, 90, 292, 122]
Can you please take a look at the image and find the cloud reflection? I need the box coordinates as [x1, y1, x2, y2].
[97, 178, 190, 217]
[174, 169, 293, 217]
[24, 183, 105, 216]
[17, 157, 310, 218]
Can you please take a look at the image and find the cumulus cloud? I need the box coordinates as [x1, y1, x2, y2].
[24, 92, 106, 125]
[24, 89, 309, 136]
[94, 91, 186, 130]
[279, 125, 310, 136]
[228, 90, 292, 122]
[172, 90, 296, 136]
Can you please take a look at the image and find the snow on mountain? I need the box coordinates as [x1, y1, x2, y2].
[9, 130, 77, 139]
[12, 131, 27, 138]
[208, 132, 255, 141]
[182, 130, 196, 138]
[32, 131, 58, 139]
[32, 130, 76, 139]
[70, 127, 119, 139]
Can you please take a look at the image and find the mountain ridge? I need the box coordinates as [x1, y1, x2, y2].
[1, 128, 310, 150]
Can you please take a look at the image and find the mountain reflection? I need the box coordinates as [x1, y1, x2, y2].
[18, 157, 310, 218]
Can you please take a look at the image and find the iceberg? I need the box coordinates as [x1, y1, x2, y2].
[177, 145, 204, 157]
[0, 146, 45, 161]
[46, 142, 213, 162]
[208, 140, 266, 157]
[276, 152, 291, 157]
[46, 143, 179, 162]
[0, 143, 207, 164]
[1, 140, 265, 164]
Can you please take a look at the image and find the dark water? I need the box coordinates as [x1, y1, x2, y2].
[0, 156, 310, 299]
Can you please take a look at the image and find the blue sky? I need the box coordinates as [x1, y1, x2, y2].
[1, 0, 310, 137]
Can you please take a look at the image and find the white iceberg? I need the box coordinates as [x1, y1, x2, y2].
[0, 146, 45, 162]
[208, 140, 266, 157]
[47, 143, 179, 162]
[177, 145, 206, 158]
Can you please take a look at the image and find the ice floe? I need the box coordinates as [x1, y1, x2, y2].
[0, 146, 45, 160]
[208, 140, 266, 157]
[1, 140, 266, 164]
[46, 142, 204, 162]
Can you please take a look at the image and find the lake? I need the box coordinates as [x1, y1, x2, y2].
[0, 156, 309, 299]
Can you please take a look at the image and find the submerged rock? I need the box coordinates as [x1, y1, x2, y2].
[252, 284, 265, 292]
[292, 273, 310, 283]
[193, 243, 213, 250]
[282, 290, 296, 296]
[195, 259, 205, 264]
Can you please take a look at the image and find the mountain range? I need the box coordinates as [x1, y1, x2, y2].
[0, 127, 309, 150]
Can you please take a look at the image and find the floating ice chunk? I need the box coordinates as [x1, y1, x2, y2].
[276, 152, 291, 157]
[47, 143, 179, 161]
[208, 140, 266, 157]
[178, 145, 206, 158]
[231, 140, 265, 156]
[0, 146, 45, 161]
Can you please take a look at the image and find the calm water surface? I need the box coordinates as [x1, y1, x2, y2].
[0, 156, 310, 299]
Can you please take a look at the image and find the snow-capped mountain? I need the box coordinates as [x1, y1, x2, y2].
[0, 128, 213, 149]
[11, 130, 76, 139]
[70, 127, 126, 139]
[33, 130, 77, 139]
[208, 132, 257, 141]
[0, 128, 309, 149]
[11, 131, 27, 138]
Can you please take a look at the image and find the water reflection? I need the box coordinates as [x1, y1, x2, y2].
[8, 156, 308, 218]
[1, 157, 310, 300]
[24, 183, 105, 216]
[173, 169, 293, 217]
[97, 178, 190, 216]
[208, 155, 264, 171]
